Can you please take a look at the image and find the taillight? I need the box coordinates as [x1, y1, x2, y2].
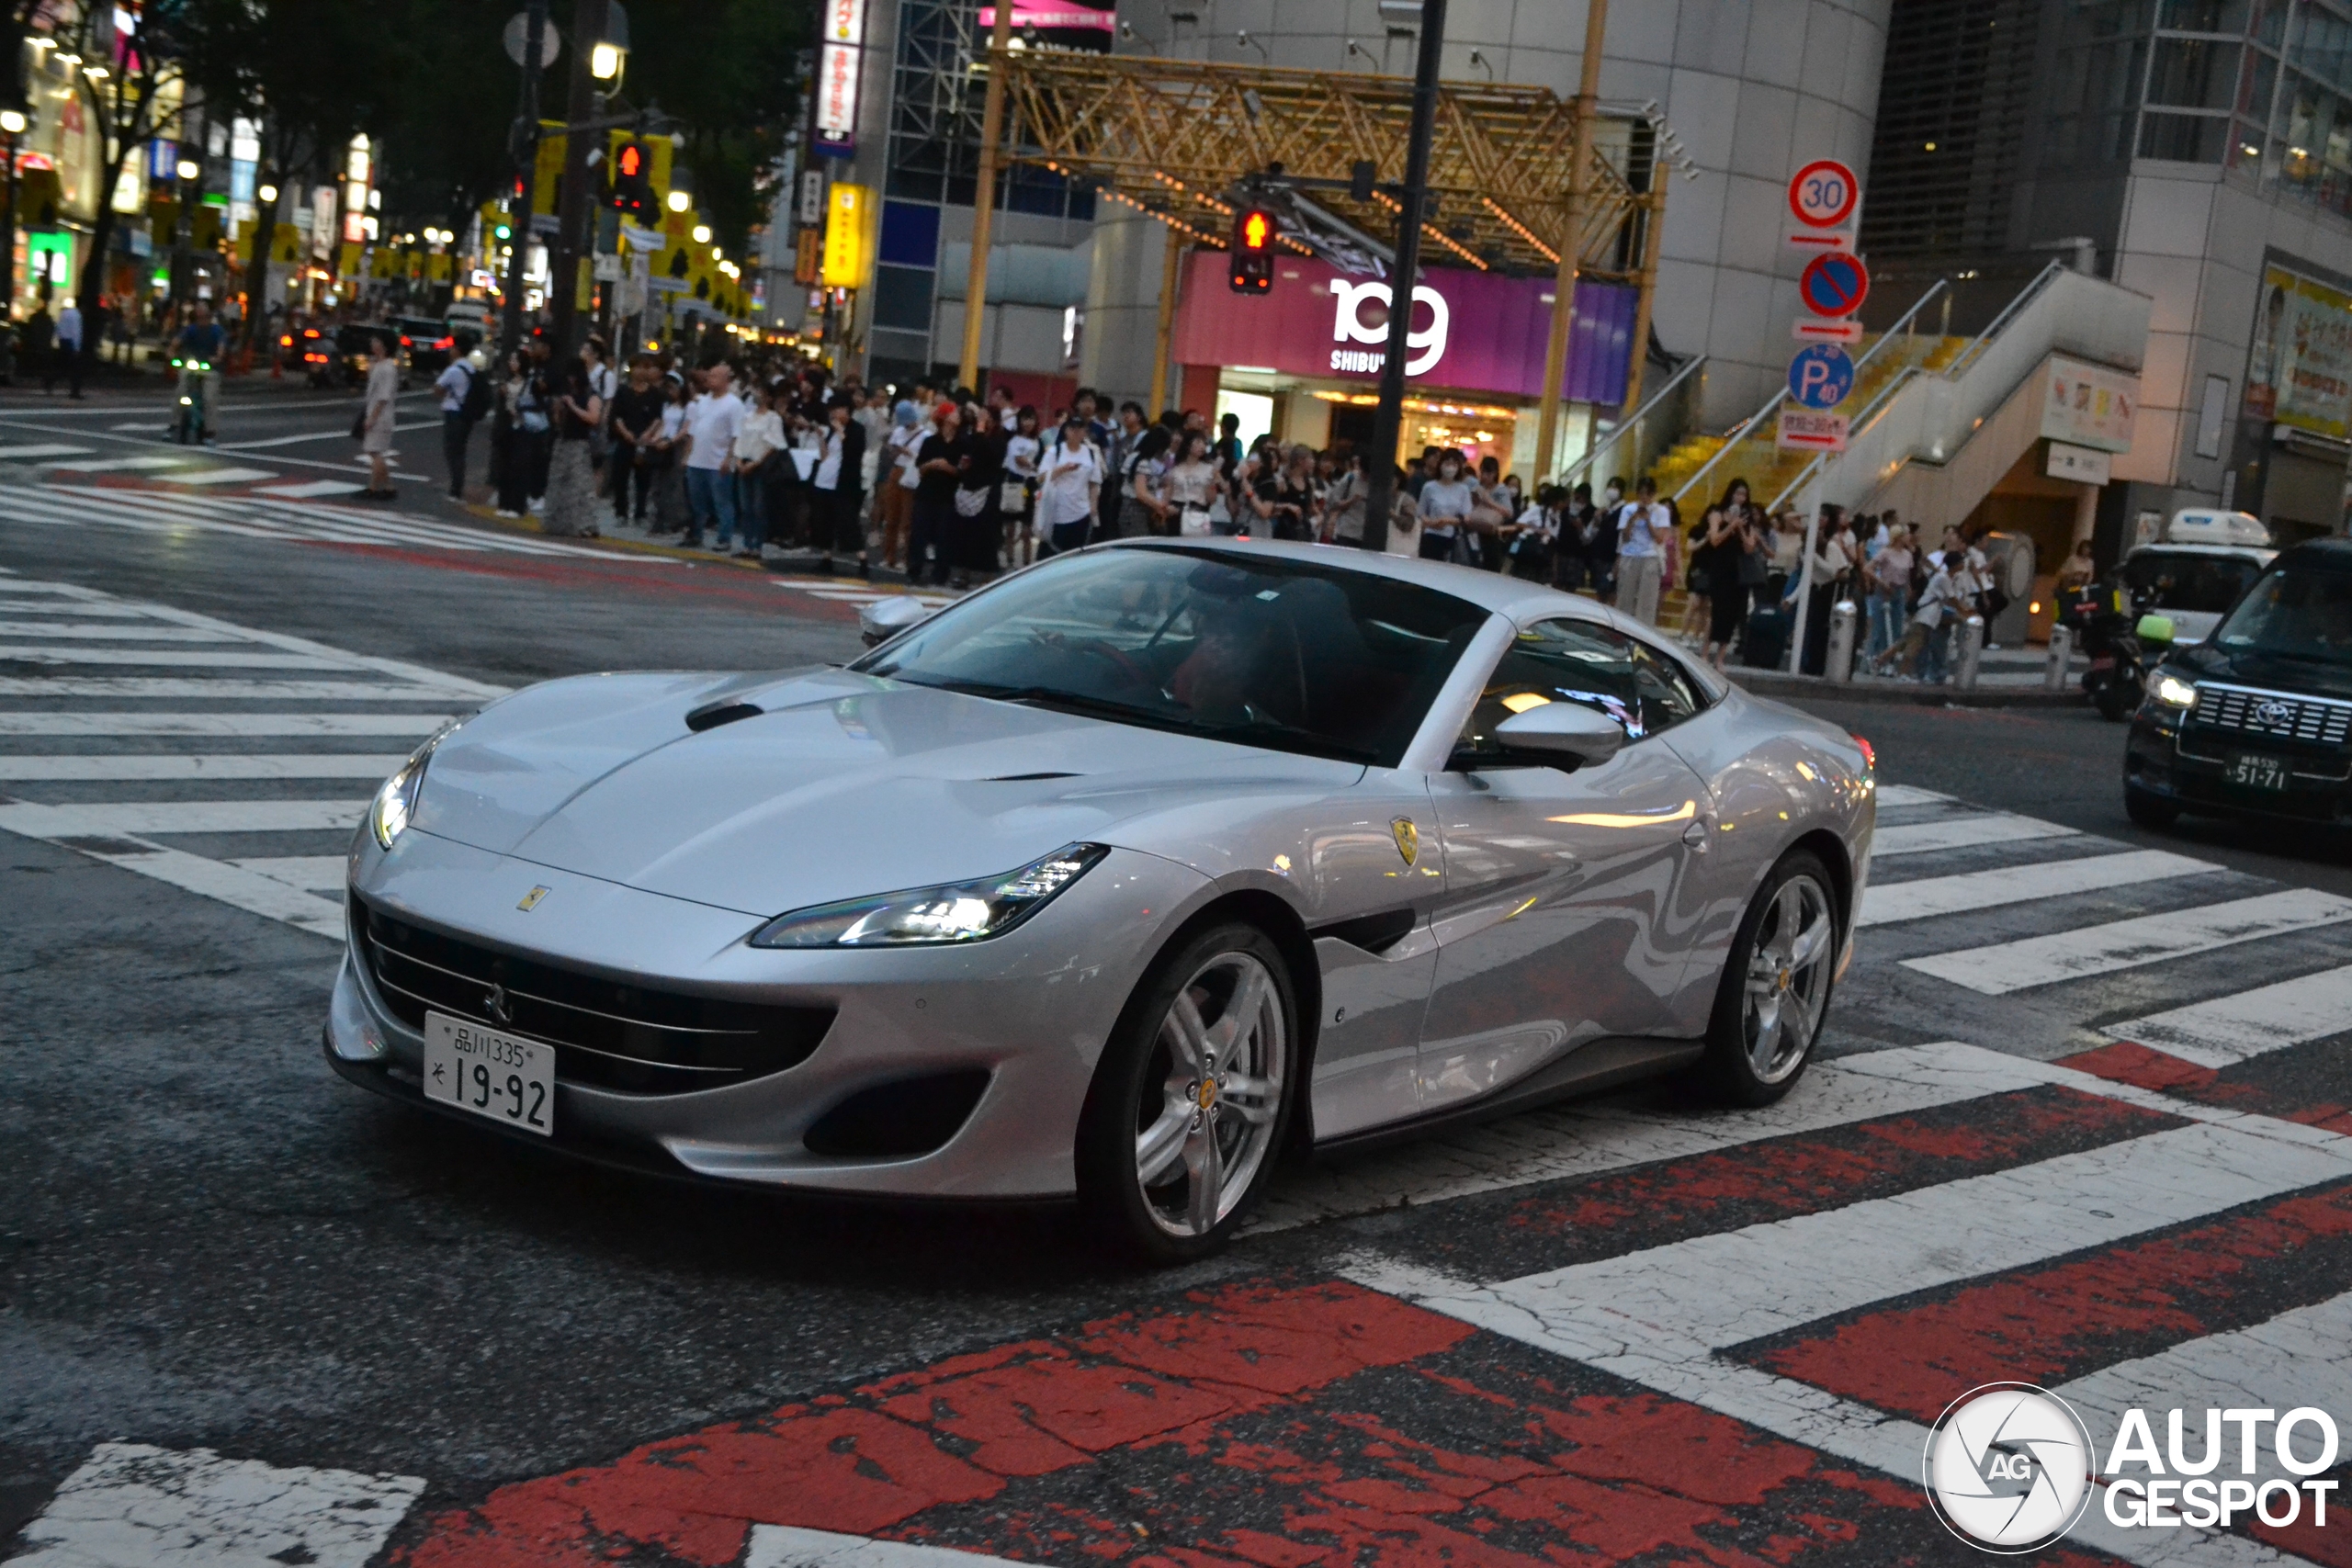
[1853, 736, 1876, 773]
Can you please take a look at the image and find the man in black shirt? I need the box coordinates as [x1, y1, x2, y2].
[607, 355, 668, 526]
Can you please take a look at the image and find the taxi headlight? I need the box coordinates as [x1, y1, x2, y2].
[750, 844, 1108, 948]
[2154, 673, 2199, 709]
[368, 720, 462, 850]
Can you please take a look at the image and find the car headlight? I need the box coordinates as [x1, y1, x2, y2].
[368, 720, 462, 850]
[2153, 673, 2198, 709]
[749, 843, 1109, 948]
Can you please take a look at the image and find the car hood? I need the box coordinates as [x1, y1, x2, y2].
[2169, 641, 2352, 702]
[410, 668, 1363, 917]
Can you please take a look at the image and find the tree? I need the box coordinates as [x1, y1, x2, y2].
[621, 0, 808, 254]
[56, 0, 194, 327]
[372, 0, 525, 254]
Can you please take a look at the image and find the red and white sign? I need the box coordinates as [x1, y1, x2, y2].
[1787, 229, 1853, 253]
[1789, 159, 1859, 229]
[814, 41, 860, 151]
[1799, 252, 1871, 318]
[977, 5, 1116, 27]
[1778, 407, 1849, 453]
[822, 0, 865, 46]
[1792, 318, 1865, 344]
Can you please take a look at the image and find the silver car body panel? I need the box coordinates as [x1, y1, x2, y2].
[332, 540, 1872, 1197]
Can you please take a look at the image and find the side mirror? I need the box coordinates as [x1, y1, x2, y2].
[1491, 702, 1624, 770]
[859, 595, 935, 649]
[2135, 614, 2176, 646]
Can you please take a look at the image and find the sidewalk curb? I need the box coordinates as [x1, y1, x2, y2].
[1728, 668, 2083, 708]
[454, 502, 769, 570]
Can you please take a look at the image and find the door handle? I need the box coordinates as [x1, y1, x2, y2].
[1681, 819, 1710, 849]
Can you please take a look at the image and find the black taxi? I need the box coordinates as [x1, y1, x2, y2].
[2126, 537, 2352, 829]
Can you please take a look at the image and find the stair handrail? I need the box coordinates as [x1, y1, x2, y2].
[1944, 260, 2066, 380]
[1670, 277, 1951, 509]
[1765, 359, 1921, 514]
[1560, 353, 1706, 490]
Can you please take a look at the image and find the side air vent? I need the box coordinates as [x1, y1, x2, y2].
[803, 1069, 992, 1158]
[685, 701, 763, 733]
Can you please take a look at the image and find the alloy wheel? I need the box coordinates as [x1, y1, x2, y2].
[1741, 874, 1834, 1085]
[1132, 951, 1286, 1238]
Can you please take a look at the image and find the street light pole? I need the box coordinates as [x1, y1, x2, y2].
[499, 0, 551, 367]
[548, 0, 608, 362]
[1361, 0, 1446, 554]
[0, 112, 20, 384]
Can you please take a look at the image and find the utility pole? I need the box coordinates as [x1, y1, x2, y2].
[1534, 0, 1608, 482]
[548, 0, 607, 361]
[499, 0, 551, 367]
[957, 0, 1014, 393]
[0, 111, 20, 383]
[1361, 0, 1446, 554]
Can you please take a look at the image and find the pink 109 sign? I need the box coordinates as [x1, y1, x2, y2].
[1170, 252, 1636, 405]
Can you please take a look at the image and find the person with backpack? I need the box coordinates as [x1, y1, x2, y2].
[435, 333, 488, 501]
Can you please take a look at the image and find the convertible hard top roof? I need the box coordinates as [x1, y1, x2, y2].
[1100, 536, 1626, 630]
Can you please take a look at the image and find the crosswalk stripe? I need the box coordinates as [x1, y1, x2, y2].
[0, 601, 157, 617]
[1871, 784, 1950, 807]
[0, 489, 297, 544]
[157, 466, 282, 486]
[225, 854, 350, 894]
[1255, 1041, 2050, 1232]
[0, 619, 254, 642]
[748, 1527, 1030, 1568]
[49, 454, 202, 472]
[0, 798, 368, 836]
[1871, 811, 2080, 856]
[59, 486, 481, 555]
[1904, 887, 2352, 994]
[0, 712, 452, 737]
[10, 1442, 424, 1568]
[2104, 963, 2352, 1067]
[0, 677, 460, 699]
[0, 443, 94, 459]
[254, 479, 367, 499]
[0, 753, 403, 781]
[0, 645, 355, 670]
[1860, 847, 2221, 927]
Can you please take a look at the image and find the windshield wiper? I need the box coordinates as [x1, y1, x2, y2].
[1193, 715, 1380, 764]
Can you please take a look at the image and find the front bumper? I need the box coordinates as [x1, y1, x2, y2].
[327, 829, 1211, 1197]
[2126, 714, 2352, 824]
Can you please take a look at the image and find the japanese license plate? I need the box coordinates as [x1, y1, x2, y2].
[2224, 750, 2290, 792]
[424, 1011, 554, 1135]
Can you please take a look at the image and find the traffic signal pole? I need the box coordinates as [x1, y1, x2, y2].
[498, 0, 551, 367]
[958, 0, 1015, 393]
[1360, 0, 1445, 555]
[548, 0, 609, 362]
[1534, 0, 1609, 483]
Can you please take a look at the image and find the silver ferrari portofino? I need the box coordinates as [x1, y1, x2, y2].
[328, 541, 1874, 1259]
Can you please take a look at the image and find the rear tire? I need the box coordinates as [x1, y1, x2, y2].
[1699, 851, 1839, 1107]
[2125, 784, 2181, 829]
[1076, 922, 1297, 1265]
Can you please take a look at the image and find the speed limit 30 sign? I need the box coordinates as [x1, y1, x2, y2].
[1789, 159, 1859, 229]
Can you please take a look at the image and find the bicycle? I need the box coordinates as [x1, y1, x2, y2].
[170, 355, 215, 445]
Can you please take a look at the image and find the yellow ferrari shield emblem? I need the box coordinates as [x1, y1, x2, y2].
[516, 886, 551, 911]
[1391, 817, 1419, 867]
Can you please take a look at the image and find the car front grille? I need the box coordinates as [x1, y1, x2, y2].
[2190, 682, 2352, 747]
[353, 897, 834, 1096]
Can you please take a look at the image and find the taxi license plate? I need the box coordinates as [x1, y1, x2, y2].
[424, 1011, 554, 1135]
[2225, 750, 2290, 792]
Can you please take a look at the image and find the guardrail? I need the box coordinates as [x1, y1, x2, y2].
[1561, 354, 1706, 491]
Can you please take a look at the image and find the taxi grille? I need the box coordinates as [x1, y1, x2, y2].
[2190, 683, 2352, 747]
[353, 897, 833, 1096]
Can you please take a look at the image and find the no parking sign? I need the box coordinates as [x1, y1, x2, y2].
[1799, 252, 1870, 319]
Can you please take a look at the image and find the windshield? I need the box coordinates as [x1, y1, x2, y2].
[2211, 560, 2352, 667]
[2117, 551, 2265, 615]
[854, 546, 1492, 765]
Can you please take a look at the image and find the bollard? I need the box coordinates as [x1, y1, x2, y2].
[1953, 614, 1985, 690]
[1825, 599, 1859, 683]
[2044, 623, 2074, 691]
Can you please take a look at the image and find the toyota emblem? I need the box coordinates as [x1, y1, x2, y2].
[484, 984, 513, 1027]
[2254, 698, 2295, 728]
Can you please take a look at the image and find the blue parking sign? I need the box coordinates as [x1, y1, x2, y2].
[1787, 344, 1855, 410]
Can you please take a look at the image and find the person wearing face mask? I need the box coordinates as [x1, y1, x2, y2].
[1614, 477, 1673, 623]
[1416, 451, 1476, 562]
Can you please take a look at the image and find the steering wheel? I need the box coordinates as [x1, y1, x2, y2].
[1069, 639, 1155, 693]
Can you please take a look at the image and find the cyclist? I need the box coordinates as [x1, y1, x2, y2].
[173, 302, 228, 444]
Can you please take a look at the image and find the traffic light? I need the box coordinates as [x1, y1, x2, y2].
[612, 137, 652, 217]
[1228, 206, 1275, 294]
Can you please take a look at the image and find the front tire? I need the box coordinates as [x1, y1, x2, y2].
[1700, 851, 1839, 1106]
[2125, 783, 2181, 829]
[1076, 922, 1297, 1264]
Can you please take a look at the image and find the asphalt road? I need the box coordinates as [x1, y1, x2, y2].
[2, 482, 2348, 1567]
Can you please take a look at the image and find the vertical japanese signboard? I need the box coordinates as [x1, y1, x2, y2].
[815, 0, 866, 154]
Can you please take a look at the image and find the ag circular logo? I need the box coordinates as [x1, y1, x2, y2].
[1923, 1383, 2096, 1552]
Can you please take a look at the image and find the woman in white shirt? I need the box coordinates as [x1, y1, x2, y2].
[1001, 406, 1043, 564]
[1161, 433, 1222, 536]
[1416, 453, 1476, 561]
[729, 386, 786, 559]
